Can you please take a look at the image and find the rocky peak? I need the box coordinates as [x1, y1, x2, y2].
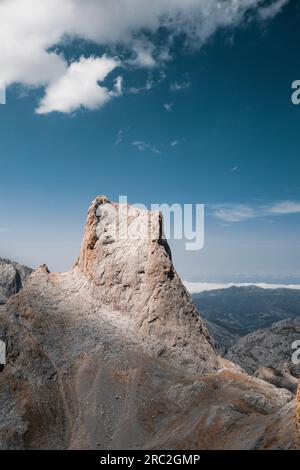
[74, 196, 218, 373]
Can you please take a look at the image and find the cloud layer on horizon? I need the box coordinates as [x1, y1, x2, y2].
[0, 0, 289, 114]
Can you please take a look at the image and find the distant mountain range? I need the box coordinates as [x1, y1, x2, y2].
[193, 286, 300, 381]
[193, 285, 300, 337]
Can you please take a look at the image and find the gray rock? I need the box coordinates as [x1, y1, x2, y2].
[227, 318, 300, 378]
[0, 258, 32, 304]
[254, 366, 298, 394]
[205, 319, 238, 355]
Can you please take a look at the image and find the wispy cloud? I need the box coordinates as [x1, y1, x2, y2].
[267, 201, 300, 215]
[114, 129, 123, 146]
[112, 76, 123, 97]
[127, 71, 166, 94]
[170, 81, 191, 92]
[230, 166, 239, 173]
[131, 42, 157, 68]
[211, 204, 257, 223]
[211, 200, 300, 223]
[259, 0, 289, 19]
[164, 102, 173, 112]
[171, 140, 179, 147]
[132, 141, 161, 154]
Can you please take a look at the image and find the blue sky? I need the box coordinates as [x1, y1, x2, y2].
[0, 0, 300, 282]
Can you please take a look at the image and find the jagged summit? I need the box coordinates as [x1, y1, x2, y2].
[72, 195, 218, 373]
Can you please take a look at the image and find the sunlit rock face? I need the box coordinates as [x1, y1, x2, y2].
[0, 196, 299, 450]
[75, 196, 218, 374]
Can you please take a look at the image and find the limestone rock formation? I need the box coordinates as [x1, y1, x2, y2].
[0, 258, 32, 304]
[227, 319, 300, 378]
[74, 196, 218, 374]
[0, 196, 299, 450]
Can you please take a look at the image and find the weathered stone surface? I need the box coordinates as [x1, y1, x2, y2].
[227, 318, 300, 378]
[0, 196, 299, 450]
[75, 196, 218, 374]
[254, 366, 298, 394]
[0, 258, 32, 304]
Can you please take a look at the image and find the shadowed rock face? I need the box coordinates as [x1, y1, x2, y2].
[204, 319, 238, 355]
[0, 196, 299, 450]
[0, 258, 32, 304]
[227, 319, 300, 378]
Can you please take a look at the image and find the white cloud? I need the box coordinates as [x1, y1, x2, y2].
[0, 0, 289, 113]
[132, 141, 149, 152]
[132, 141, 161, 154]
[171, 140, 179, 147]
[230, 165, 239, 172]
[211, 200, 300, 223]
[36, 56, 118, 114]
[131, 42, 157, 68]
[128, 71, 166, 94]
[184, 281, 300, 294]
[267, 200, 300, 215]
[170, 81, 191, 91]
[164, 102, 173, 112]
[212, 204, 257, 222]
[259, 0, 289, 19]
[113, 76, 124, 97]
[114, 129, 123, 146]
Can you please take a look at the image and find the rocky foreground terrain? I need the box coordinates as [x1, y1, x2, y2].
[0, 196, 299, 449]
